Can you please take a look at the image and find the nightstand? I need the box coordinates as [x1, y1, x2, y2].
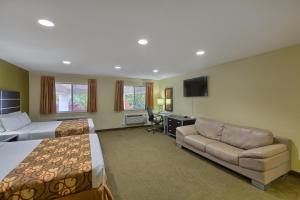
[0, 134, 18, 142]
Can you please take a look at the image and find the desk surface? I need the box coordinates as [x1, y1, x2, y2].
[155, 112, 172, 116]
[168, 115, 195, 121]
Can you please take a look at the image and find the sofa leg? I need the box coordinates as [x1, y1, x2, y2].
[176, 143, 182, 148]
[251, 180, 270, 190]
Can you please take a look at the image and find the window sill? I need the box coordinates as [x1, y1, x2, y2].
[56, 111, 88, 114]
[124, 109, 146, 111]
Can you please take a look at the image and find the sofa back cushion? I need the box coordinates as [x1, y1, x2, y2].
[221, 124, 274, 150]
[195, 118, 224, 140]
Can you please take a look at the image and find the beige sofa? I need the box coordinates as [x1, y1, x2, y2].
[176, 117, 290, 190]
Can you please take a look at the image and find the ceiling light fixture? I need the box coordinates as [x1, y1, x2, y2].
[196, 50, 205, 56]
[138, 39, 148, 45]
[62, 60, 71, 65]
[114, 66, 122, 69]
[153, 69, 159, 73]
[38, 19, 55, 27]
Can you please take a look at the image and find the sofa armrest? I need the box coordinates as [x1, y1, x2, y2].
[176, 125, 198, 137]
[176, 125, 198, 145]
[240, 144, 288, 159]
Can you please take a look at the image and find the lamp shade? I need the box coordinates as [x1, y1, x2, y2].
[157, 98, 165, 105]
[166, 99, 171, 105]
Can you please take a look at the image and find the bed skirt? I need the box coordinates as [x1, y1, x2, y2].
[57, 176, 113, 200]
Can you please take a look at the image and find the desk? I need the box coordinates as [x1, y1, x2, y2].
[156, 112, 172, 133]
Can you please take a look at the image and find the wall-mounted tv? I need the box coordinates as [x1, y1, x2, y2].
[184, 76, 208, 97]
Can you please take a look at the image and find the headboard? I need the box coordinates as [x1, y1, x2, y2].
[0, 90, 21, 115]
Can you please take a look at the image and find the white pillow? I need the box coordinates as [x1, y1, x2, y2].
[6, 111, 22, 116]
[0, 115, 24, 131]
[18, 113, 31, 126]
[0, 122, 5, 132]
[0, 115, 10, 132]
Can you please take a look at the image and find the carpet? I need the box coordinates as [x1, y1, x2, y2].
[98, 128, 300, 200]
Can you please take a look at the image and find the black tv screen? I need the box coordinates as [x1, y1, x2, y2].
[184, 76, 208, 97]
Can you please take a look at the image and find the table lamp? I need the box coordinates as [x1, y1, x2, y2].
[165, 99, 171, 105]
[157, 98, 165, 112]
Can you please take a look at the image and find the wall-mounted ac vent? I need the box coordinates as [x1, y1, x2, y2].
[125, 113, 147, 125]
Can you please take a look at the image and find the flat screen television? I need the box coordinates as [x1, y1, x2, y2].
[184, 76, 208, 97]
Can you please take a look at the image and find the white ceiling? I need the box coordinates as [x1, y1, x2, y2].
[1, 0, 300, 80]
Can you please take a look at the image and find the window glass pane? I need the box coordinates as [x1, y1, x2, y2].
[73, 84, 88, 112]
[56, 83, 72, 112]
[124, 86, 134, 110]
[134, 86, 145, 109]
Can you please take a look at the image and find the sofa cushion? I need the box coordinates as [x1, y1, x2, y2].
[195, 118, 224, 140]
[221, 124, 273, 150]
[206, 142, 243, 165]
[184, 135, 218, 151]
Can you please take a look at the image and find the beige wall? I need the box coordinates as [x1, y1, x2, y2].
[159, 45, 300, 172]
[0, 59, 29, 113]
[29, 71, 159, 130]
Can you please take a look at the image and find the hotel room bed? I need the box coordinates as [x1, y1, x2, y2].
[0, 90, 95, 141]
[0, 134, 112, 200]
[1, 118, 95, 140]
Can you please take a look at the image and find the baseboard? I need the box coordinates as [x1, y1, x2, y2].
[289, 170, 300, 177]
[96, 125, 150, 132]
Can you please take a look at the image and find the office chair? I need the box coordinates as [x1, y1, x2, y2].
[146, 107, 163, 134]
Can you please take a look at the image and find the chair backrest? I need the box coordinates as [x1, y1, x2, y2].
[146, 107, 154, 122]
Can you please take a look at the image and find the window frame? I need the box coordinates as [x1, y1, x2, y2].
[55, 82, 88, 113]
[123, 85, 146, 111]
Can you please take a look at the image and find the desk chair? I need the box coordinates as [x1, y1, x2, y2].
[146, 107, 163, 134]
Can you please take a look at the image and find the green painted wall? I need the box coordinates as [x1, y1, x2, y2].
[0, 59, 29, 113]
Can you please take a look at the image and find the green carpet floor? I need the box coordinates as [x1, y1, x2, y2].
[98, 128, 300, 200]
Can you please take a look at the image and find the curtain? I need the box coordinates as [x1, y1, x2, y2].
[87, 79, 97, 112]
[114, 80, 124, 112]
[40, 76, 56, 114]
[145, 82, 154, 109]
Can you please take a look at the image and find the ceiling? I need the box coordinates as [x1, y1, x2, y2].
[1, 0, 300, 80]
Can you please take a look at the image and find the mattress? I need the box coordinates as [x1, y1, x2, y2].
[1, 118, 95, 140]
[0, 133, 103, 188]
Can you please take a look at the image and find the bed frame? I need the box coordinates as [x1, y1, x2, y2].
[0, 90, 21, 114]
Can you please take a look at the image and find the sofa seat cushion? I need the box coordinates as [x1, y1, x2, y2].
[184, 135, 218, 151]
[195, 118, 224, 140]
[206, 142, 243, 165]
[221, 124, 274, 150]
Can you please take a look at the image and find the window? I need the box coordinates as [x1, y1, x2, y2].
[124, 86, 146, 110]
[56, 83, 88, 112]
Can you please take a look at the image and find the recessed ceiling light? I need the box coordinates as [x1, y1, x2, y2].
[38, 19, 55, 27]
[62, 60, 71, 65]
[138, 39, 148, 45]
[114, 66, 122, 69]
[153, 69, 159, 73]
[196, 50, 205, 56]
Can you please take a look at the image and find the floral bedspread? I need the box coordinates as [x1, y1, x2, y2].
[55, 119, 89, 137]
[0, 134, 92, 200]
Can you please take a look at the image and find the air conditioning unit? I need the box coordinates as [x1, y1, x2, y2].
[125, 113, 147, 125]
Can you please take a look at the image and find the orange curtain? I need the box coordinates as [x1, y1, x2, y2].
[87, 79, 97, 112]
[145, 82, 154, 109]
[114, 80, 124, 112]
[40, 76, 56, 114]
